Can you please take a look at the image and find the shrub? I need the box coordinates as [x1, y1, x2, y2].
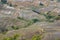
[0, 28, 8, 34]
[3, 34, 20, 40]
[17, 17, 24, 20]
[11, 26, 19, 30]
[55, 16, 60, 20]
[9, 3, 13, 7]
[32, 34, 42, 40]
[13, 34, 20, 40]
[1, 0, 7, 4]
[39, 2, 44, 6]
[57, 0, 60, 2]
[3, 37, 11, 40]
[32, 19, 40, 23]
[43, 12, 55, 22]
[17, 17, 27, 21]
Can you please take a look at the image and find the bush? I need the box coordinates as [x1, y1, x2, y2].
[32, 19, 40, 23]
[17, 17, 26, 21]
[11, 26, 19, 30]
[9, 3, 13, 7]
[0, 27, 8, 34]
[13, 34, 20, 40]
[57, 0, 60, 2]
[1, 0, 7, 4]
[3, 34, 20, 40]
[43, 11, 55, 22]
[32, 34, 42, 40]
[39, 3, 44, 6]
[55, 16, 60, 20]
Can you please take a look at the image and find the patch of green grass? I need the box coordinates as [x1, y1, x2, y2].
[32, 34, 42, 40]
[3, 34, 20, 40]
[24, 20, 33, 27]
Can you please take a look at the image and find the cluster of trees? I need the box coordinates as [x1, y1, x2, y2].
[1, 0, 7, 4]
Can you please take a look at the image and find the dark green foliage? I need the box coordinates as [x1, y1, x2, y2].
[39, 3, 44, 6]
[1, 0, 7, 4]
[45, 11, 55, 19]
[57, 0, 60, 2]
[25, 19, 40, 27]
[9, 3, 13, 7]
[0, 27, 8, 34]
[17, 17, 24, 20]
[11, 26, 19, 30]
[44, 14, 54, 19]
[32, 19, 40, 23]
[17, 17, 27, 21]
[17, 17, 40, 28]
[2, 29, 8, 34]
[51, 0, 54, 1]
[43, 11, 55, 22]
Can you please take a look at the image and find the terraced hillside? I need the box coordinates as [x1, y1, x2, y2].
[0, 0, 60, 40]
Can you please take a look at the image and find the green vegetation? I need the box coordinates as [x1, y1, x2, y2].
[3, 34, 20, 40]
[55, 16, 60, 20]
[44, 14, 55, 22]
[17, 17, 40, 27]
[41, 11, 60, 22]
[51, 0, 54, 1]
[17, 17, 27, 21]
[0, 28, 8, 34]
[57, 39, 60, 40]
[24, 18, 40, 27]
[32, 34, 42, 40]
[32, 19, 40, 23]
[1, 0, 7, 4]
[39, 3, 44, 6]
[11, 25, 19, 30]
[55, 38, 60, 40]
[9, 3, 13, 7]
[57, 0, 60, 2]
[42, 11, 55, 22]
[17, 17, 24, 20]
[24, 20, 33, 27]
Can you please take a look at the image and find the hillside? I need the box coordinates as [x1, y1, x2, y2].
[0, 0, 60, 40]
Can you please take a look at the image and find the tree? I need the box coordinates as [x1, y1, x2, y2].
[57, 0, 60, 2]
[1, 0, 7, 4]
